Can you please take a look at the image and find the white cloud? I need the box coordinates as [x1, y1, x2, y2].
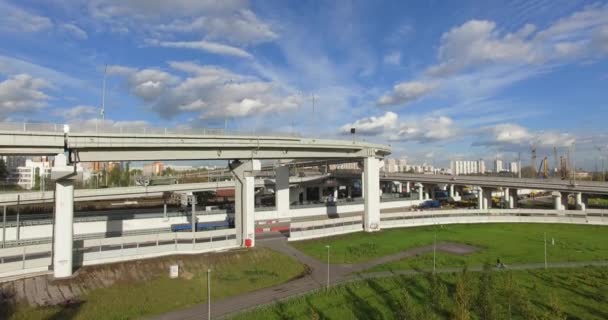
[107, 61, 300, 119]
[148, 39, 253, 58]
[475, 123, 575, 148]
[0, 2, 53, 33]
[393, 116, 459, 143]
[426, 4, 608, 77]
[377, 81, 437, 106]
[157, 9, 277, 45]
[339, 112, 398, 136]
[58, 105, 99, 120]
[383, 51, 401, 65]
[427, 20, 537, 76]
[60, 23, 88, 39]
[107, 66, 179, 101]
[89, 0, 245, 20]
[0, 74, 50, 118]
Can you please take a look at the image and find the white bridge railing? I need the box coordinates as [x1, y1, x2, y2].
[0, 229, 237, 280]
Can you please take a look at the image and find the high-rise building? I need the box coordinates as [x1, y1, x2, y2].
[143, 161, 165, 176]
[451, 160, 486, 175]
[509, 161, 519, 174]
[494, 159, 503, 173]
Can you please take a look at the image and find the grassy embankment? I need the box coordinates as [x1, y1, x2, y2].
[292, 223, 608, 272]
[231, 266, 608, 320]
[7, 247, 306, 320]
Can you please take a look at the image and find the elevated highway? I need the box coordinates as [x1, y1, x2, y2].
[384, 173, 608, 195]
[0, 123, 390, 161]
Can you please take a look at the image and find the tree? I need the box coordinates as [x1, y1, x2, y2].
[108, 166, 123, 186]
[33, 167, 41, 191]
[452, 267, 471, 320]
[428, 273, 448, 311]
[476, 263, 497, 320]
[543, 294, 566, 320]
[0, 158, 7, 182]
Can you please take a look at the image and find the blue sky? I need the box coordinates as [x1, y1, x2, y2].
[0, 0, 607, 169]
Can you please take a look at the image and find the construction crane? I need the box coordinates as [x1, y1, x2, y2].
[553, 147, 559, 177]
[537, 156, 549, 178]
[531, 146, 537, 176]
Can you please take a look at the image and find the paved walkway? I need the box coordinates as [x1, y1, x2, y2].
[149, 237, 606, 320]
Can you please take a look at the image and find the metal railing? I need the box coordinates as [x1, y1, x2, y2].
[0, 121, 301, 138]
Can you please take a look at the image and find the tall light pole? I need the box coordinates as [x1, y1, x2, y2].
[325, 245, 330, 289]
[433, 232, 437, 273]
[207, 268, 211, 320]
[544, 232, 547, 270]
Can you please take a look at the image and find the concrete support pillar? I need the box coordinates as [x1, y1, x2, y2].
[561, 192, 570, 210]
[552, 192, 564, 210]
[575, 192, 586, 211]
[318, 187, 323, 202]
[333, 187, 339, 201]
[483, 189, 493, 209]
[508, 188, 518, 209]
[302, 187, 308, 202]
[415, 183, 423, 201]
[449, 184, 455, 198]
[275, 166, 290, 216]
[476, 187, 483, 210]
[231, 160, 260, 247]
[363, 157, 381, 232]
[502, 188, 509, 208]
[394, 181, 402, 194]
[347, 186, 352, 199]
[51, 154, 77, 279]
[405, 181, 411, 194]
[360, 172, 365, 199]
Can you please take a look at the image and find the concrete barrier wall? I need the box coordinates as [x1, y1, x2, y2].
[381, 209, 608, 229]
[289, 216, 363, 241]
[1, 213, 229, 242]
[0, 229, 237, 279]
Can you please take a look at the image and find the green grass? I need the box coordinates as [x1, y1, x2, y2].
[7, 247, 306, 320]
[292, 224, 608, 269]
[589, 198, 608, 208]
[230, 266, 608, 320]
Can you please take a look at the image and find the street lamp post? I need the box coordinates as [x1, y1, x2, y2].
[433, 232, 437, 273]
[325, 245, 330, 289]
[544, 232, 547, 270]
[207, 269, 211, 320]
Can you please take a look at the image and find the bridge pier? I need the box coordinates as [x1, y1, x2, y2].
[230, 160, 260, 247]
[552, 192, 566, 210]
[275, 166, 290, 216]
[405, 181, 411, 194]
[51, 154, 77, 279]
[483, 189, 493, 209]
[575, 192, 586, 211]
[415, 183, 424, 201]
[508, 188, 518, 209]
[363, 157, 381, 232]
[476, 187, 483, 210]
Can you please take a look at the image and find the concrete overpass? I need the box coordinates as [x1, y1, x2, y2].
[383, 173, 608, 195]
[0, 122, 390, 278]
[0, 174, 330, 206]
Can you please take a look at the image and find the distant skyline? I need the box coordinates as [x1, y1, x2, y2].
[0, 0, 607, 169]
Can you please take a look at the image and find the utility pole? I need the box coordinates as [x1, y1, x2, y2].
[433, 232, 436, 273]
[544, 232, 547, 270]
[325, 245, 330, 289]
[207, 269, 211, 320]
